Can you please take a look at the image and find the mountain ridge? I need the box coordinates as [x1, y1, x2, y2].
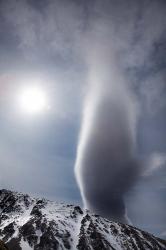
[0, 189, 165, 250]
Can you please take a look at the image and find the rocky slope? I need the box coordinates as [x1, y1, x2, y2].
[0, 240, 8, 250]
[0, 189, 165, 250]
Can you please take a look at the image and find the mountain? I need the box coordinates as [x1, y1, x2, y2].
[0, 189, 165, 250]
[0, 240, 8, 250]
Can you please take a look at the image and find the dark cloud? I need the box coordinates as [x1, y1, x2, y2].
[75, 0, 166, 224]
[75, 55, 140, 222]
[75, 94, 140, 222]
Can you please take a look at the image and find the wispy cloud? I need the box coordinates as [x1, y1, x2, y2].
[143, 152, 166, 176]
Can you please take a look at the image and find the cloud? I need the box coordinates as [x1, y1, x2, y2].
[75, 15, 140, 222]
[0, 0, 85, 61]
[143, 152, 166, 176]
[139, 70, 166, 114]
[75, 0, 166, 223]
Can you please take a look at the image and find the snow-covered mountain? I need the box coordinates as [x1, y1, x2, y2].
[0, 189, 165, 250]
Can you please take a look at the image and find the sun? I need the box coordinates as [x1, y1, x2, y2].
[18, 85, 48, 115]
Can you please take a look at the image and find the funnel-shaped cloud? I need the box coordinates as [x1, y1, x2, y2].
[75, 0, 166, 224]
[75, 37, 140, 222]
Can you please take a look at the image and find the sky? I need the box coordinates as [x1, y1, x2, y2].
[0, 0, 166, 239]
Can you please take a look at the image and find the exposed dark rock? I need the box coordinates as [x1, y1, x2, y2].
[6, 238, 21, 250]
[0, 240, 9, 250]
[2, 223, 15, 242]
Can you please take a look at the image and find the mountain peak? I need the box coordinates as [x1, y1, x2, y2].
[0, 189, 165, 249]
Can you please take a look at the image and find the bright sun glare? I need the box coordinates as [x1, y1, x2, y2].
[18, 86, 48, 115]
